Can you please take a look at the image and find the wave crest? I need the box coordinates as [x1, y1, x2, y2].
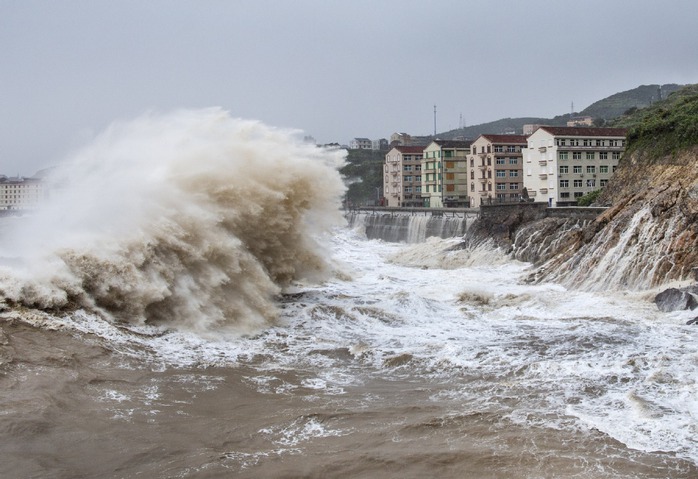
[0, 108, 346, 333]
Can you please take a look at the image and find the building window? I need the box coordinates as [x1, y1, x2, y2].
[599, 165, 608, 174]
[496, 157, 506, 165]
[586, 166, 596, 173]
[574, 192, 584, 198]
[559, 165, 569, 174]
[574, 179, 583, 187]
[560, 192, 570, 198]
[600, 152, 608, 160]
[404, 165, 412, 171]
[415, 175, 422, 182]
[509, 183, 518, 190]
[509, 158, 518, 165]
[507, 146, 517, 153]
[612, 151, 620, 160]
[404, 186, 412, 193]
[496, 183, 506, 190]
[404, 175, 413, 182]
[596, 139, 605, 147]
[600, 179, 608, 187]
[494, 146, 504, 153]
[573, 165, 582, 173]
[586, 152, 595, 160]
[587, 179, 596, 187]
[509, 170, 518, 177]
[416, 186, 422, 193]
[496, 170, 506, 177]
[573, 152, 582, 160]
[559, 151, 569, 160]
[560, 179, 569, 188]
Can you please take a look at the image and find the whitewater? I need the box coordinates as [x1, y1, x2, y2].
[1, 110, 697, 478]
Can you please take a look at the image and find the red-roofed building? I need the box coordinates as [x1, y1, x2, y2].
[522, 126, 628, 206]
[468, 134, 528, 207]
[384, 146, 424, 207]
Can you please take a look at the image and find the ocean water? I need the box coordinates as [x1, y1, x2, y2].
[1, 111, 697, 478]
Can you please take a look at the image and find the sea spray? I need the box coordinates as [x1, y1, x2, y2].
[0, 108, 346, 332]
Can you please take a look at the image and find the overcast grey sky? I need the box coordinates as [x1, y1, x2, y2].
[2, 0, 698, 175]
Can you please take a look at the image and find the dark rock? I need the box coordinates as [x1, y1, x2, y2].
[654, 287, 698, 312]
[687, 317, 698, 325]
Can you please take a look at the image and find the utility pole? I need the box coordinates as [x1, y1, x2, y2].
[433, 105, 437, 136]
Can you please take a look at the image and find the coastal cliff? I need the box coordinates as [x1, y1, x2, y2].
[473, 85, 698, 291]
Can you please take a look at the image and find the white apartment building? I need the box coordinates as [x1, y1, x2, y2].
[383, 146, 423, 207]
[468, 134, 527, 207]
[0, 175, 45, 210]
[522, 126, 627, 206]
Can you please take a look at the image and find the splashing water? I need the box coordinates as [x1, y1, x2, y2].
[0, 109, 346, 333]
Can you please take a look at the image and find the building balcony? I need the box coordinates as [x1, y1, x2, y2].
[539, 173, 548, 179]
[538, 146, 547, 152]
[557, 144, 625, 150]
[539, 160, 547, 166]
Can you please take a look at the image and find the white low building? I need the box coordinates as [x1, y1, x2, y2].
[0, 175, 45, 211]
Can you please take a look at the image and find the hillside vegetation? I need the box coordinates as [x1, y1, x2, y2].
[339, 149, 384, 206]
[609, 84, 698, 161]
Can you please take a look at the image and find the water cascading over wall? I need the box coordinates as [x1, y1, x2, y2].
[345, 211, 476, 243]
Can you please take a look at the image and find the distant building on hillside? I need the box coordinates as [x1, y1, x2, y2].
[566, 116, 594, 127]
[522, 126, 627, 206]
[0, 175, 45, 211]
[422, 140, 471, 208]
[468, 134, 528, 207]
[349, 138, 372, 149]
[383, 146, 424, 208]
[523, 124, 546, 135]
[372, 138, 389, 151]
[389, 132, 431, 147]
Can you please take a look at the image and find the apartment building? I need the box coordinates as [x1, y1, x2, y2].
[0, 175, 44, 210]
[522, 126, 627, 206]
[468, 135, 527, 207]
[383, 146, 424, 207]
[421, 140, 471, 208]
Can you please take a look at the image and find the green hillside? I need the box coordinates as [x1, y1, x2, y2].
[437, 84, 684, 139]
[610, 83, 698, 160]
[580, 84, 682, 120]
